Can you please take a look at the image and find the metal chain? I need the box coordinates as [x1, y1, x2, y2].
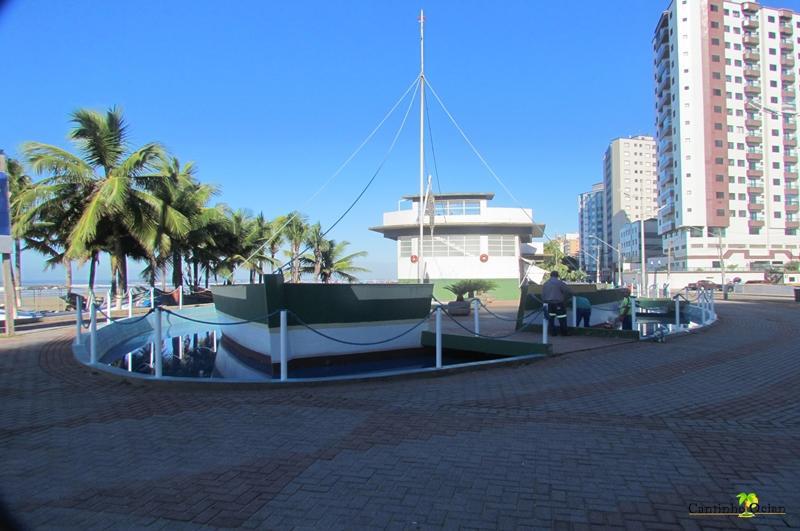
[288, 309, 434, 346]
[161, 308, 284, 326]
[95, 307, 155, 325]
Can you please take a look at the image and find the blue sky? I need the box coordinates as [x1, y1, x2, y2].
[6, 0, 790, 283]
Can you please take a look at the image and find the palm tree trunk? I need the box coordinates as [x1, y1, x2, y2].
[118, 255, 128, 309]
[64, 258, 73, 293]
[13, 239, 22, 307]
[110, 254, 118, 307]
[88, 251, 98, 291]
[172, 250, 182, 289]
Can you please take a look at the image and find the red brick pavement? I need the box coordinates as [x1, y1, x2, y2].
[0, 300, 798, 529]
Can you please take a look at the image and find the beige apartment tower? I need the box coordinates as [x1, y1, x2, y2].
[603, 136, 659, 273]
[654, 0, 800, 271]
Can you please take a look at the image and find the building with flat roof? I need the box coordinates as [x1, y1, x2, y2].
[654, 0, 800, 271]
[603, 136, 659, 273]
[578, 182, 605, 277]
[370, 192, 546, 299]
[619, 219, 662, 265]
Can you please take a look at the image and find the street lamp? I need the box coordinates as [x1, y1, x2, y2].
[589, 235, 623, 287]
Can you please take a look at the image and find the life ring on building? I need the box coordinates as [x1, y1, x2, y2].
[410, 254, 418, 263]
[479, 254, 489, 263]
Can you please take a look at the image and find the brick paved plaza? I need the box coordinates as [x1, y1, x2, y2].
[0, 300, 798, 530]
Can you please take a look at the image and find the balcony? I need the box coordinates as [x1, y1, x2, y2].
[747, 202, 765, 212]
[786, 154, 799, 164]
[780, 23, 793, 35]
[786, 203, 800, 213]
[781, 39, 794, 51]
[785, 136, 798, 147]
[783, 72, 796, 83]
[747, 169, 764, 178]
[742, 2, 759, 13]
[745, 83, 762, 95]
[785, 120, 797, 132]
[744, 17, 760, 30]
[744, 52, 761, 63]
[782, 54, 795, 67]
[743, 33, 760, 46]
[745, 67, 763, 81]
[746, 133, 763, 145]
[787, 220, 800, 229]
[786, 170, 799, 180]
[748, 218, 765, 227]
[745, 118, 763, 129]
[746, 150, 763, 161]
[780, 9, 793, 19]
[783, 89, 796, 99]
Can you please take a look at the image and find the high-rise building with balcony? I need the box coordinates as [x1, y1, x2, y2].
[603, 136, 659, 271]
[654, 0, 800, 272]
[578, 182, 606, 276]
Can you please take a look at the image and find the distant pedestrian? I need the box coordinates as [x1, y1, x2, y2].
[574, 295, 592, 327]
[542, 271, 572, 336]
[618, 288, 633, 330]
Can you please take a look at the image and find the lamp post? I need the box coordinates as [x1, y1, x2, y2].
[590, 235, 623, 287]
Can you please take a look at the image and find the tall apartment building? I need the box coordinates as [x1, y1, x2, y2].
[603, 136, 659, 270]
[654, 0, 800, 272]
[578, 182, 605, 275]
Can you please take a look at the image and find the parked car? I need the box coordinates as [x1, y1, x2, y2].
[687, 280, 722, 291]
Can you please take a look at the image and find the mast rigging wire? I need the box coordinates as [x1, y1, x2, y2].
[234, 76, 421, 276]
[275, 79, 421, 275]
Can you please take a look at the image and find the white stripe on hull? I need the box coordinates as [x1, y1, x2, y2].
[218, 313, 429, 363]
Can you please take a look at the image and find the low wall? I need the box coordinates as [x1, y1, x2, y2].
[733, 284, 796, 297]
[621, 270, 766, 291]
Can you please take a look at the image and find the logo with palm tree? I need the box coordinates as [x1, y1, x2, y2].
[736, 492, 759, 518]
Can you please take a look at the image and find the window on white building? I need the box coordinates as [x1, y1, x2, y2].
[488, 235, 517, 257]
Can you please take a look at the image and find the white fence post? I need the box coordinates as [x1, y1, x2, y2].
[472, 299, 480, 336]
[89, 302, 98, 364]
[150, 288, 155, 309]
[571, 296, 577, 327]
[106, 289, 112, 312]
[74, 295, 83, 346]
[675, 298, 681, 328]
[179, 288, 183, 310]
[631, 297, 638, 333]
[212, 330, 218, 352]
[127, 290, 133, 319]
[542, 304, 549, 344]
[435, 307, 442, 369]
[280, 310, 288, 381]
[127, 352, 133, 372]
[153, 307, 163, 378]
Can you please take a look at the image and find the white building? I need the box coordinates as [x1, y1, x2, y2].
[578, 182, 605, 276]
[370, 192, 546, 300]
[654, 0, 800, 271]
[603, 136, 659, 272]
[619, 219, 662, 264]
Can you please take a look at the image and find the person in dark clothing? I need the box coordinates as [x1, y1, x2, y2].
[542, 271, 572, 336]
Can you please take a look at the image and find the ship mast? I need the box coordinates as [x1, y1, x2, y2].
[418, 9, 425, 283]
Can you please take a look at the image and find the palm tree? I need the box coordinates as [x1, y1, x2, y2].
[7, 159, 31, 298]
[23, 107, 163, 303]
[12, 171, 91, 293]
[283, 212, 308, 283]
[304, 222, 330, 281]
[303, 239, 368, 283]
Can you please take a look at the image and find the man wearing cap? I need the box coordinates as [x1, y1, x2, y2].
[542, 271, 572, 337]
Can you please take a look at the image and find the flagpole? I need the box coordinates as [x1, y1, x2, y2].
[418, 9, 425, 283]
